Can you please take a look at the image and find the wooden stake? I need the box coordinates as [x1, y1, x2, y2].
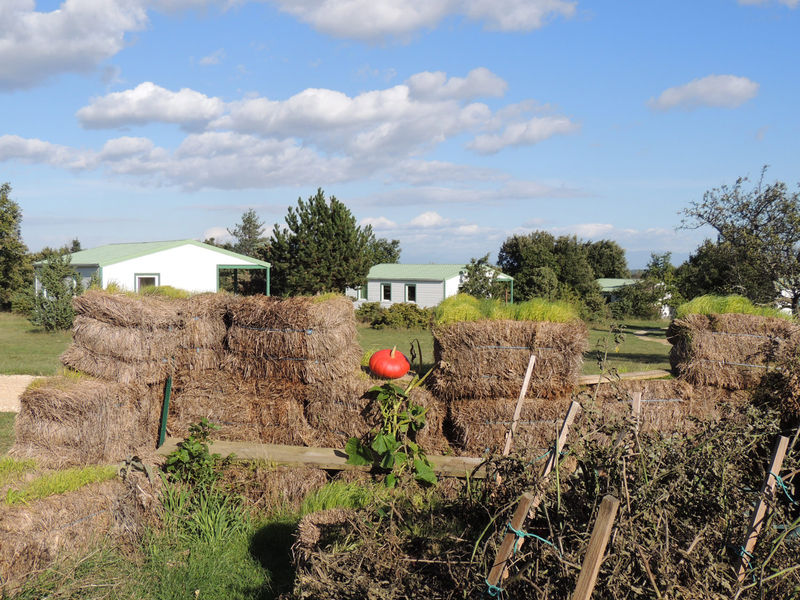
[736, 435, 790, 583]
[502, 354, 537, 457]
[631, 391, 642, 433]
[571, 495, 620, 600]
[486, 401, 582, 587]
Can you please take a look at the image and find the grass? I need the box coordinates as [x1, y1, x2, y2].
[0, 412, 15, 454]
[0, 456, 36, 486]
[433, 294, 579, 326]
[4, 464, 118, 505]
[0, 312, 72, 375]
[583, 318, 671, 375]
[357, 325, 435, 373]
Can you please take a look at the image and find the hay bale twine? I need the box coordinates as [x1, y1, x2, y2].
[431, 319, 588, 401]
[10, 376, 160, 468]
[667, 313, 800, 389]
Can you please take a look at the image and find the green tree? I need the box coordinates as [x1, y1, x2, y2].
[528, 266, 560, 300]
[0, 183, 31, 310]
[586, 239, 630, 278]
[366, 237, 401, 265]
[261, 189, 375, 296]
[458, 254, 507, 299]
[227, 208, 267, 258]
[681, 168, 800, 313]
[497, 232, 558, 300]
[30, 250, 82, 331]
[675, 239, 774, 301]
[552, 235, 597, 296]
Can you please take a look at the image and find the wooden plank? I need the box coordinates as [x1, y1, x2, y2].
[578, 370, 670, 386]
[736, 435, 790, 583]
[502, 354, 536, 457]
[486, 401, 582, 587]
[631, 391, 642, 433]
[156, 437, 486, 479]
[571, 495, 621, 600]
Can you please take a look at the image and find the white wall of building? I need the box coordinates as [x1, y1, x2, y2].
[101, 244, 255, 292]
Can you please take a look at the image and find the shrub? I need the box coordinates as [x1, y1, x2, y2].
[372, 303, 432, 329]
[29, 251, 82, 331]
[610, 280, 663, 320]
[355, 302, 384, 324]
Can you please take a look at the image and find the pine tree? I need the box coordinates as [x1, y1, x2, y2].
[0, 183, 31, 310]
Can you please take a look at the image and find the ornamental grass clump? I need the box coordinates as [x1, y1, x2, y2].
[677, 294, 791, 320]
[433, 294, 579, 326]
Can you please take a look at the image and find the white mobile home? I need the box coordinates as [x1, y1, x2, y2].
[36, 240, 271, 294]
[348, 264, 513, 308]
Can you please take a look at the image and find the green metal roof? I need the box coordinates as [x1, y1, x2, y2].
[39, 240, 270, 268]
[367, 263, 512, 282]
[596, 278, 637, 293]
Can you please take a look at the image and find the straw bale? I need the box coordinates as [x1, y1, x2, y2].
[71, 315, 181, 361]
[10, 376, 160, 467]
[225, 294, 361, 384]
[304, 375, 448, 452]
[60, 343, 173, 385]
[73, 289, 182, 329]
[431, 319, 588, 401]
[168, 371, 315, 446]
[0, 475, 156, 594]
[667, 313, 800, 389]
[223, 464, 328, 512]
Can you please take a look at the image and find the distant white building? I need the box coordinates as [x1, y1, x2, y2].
[346, 263, 514, 308]
[35, 240, 270, 294]
[596, 278, 674, 319]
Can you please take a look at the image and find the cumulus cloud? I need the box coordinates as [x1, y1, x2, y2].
[201, 226, 234, 244]
[0, 134, 93, 169]
[268, 0, 575, 41]
[407, 67, 507, 100]
[410, 211, 447, 227]
[360, 216, 397, 229]
[77, 82, 226, 128]
[0, 0, 148, 91]
[648, 74, 759, 111]
[469, 116, 579, 153]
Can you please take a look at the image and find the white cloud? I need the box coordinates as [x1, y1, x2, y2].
[360, 216, 397, 229]
[0, 134, 93, 169]
[77, 82, 226, 128]
[648, 74, 759, 111]
[469, 115, 579, 153]
[738, 0, 798, 7]
[199, 48, 226, 65]
[462, 0, 576, 31]
[201, 226, 234, 244]
[0, 0, 148, 91]
[407, 67, 507, 100]
[410, 211, 447, 227]
[267, 0, 574, 41]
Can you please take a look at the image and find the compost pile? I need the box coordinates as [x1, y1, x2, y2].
[668, 312, 800, 389]
[286, 399, 800, 600]
[13, 291, 447, 467]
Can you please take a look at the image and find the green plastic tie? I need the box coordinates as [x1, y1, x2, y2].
[770, 472, 797, 505]
[485, 578, 504, 597]
[506, 522, 559, 555]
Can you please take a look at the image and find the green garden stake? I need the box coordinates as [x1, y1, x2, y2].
[157, 375, 172, 448]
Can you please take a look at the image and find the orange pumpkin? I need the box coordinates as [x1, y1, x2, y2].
[368, 346, 410, 379]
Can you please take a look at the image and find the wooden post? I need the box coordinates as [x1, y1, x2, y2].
[571, 495, 620, 600]
[631, 391, 642, 433]
[486, 401, 582, 587]
[502, 355, 537, 457]
[736, 435, 790, 583]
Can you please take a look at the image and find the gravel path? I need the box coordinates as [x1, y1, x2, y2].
[0, 375, 37, 412]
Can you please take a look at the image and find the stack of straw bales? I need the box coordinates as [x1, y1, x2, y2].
[667, 313, 800, 389]
[11, 376, 160, 468]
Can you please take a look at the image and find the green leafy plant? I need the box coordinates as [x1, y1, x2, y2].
[345, 373, 437, 487]
[164, 418, 232, 486]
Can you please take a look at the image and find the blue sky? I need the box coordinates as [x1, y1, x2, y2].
[1, 0, 798, 268]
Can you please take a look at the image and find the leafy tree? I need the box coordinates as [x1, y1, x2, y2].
[675, 239, 774, 301]
[610, 280, 663, 320]
[366, 237, 401, 265]
[528, 266, 560, 300]
[227, 208, 267, 258]
[29, 250, 82, 331]
[458, 254, 507, 299]
[0, 183, 31, 310]
[497, 231, 598, 299]
[681, 168, 800, 313]
[586, 240, 630, 278]
[261, 189, 376, 296]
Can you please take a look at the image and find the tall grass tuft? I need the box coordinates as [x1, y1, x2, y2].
[0, 456, 36, 486]
[676, 294, 790, 319]
[5, 464, 117, 505]
[299, 481, 379, 516]
[434, 294, 579, 325]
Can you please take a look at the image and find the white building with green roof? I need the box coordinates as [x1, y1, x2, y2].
[347, 263, 513, 308]
[41, 240, 271, 294]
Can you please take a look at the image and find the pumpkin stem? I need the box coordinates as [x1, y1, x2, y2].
[390, 345, 397, 358]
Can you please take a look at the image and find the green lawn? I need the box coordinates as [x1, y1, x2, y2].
[0, 312, 72, 375]
[0, 412, 14, 455]
[357, 325, 435, 373]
